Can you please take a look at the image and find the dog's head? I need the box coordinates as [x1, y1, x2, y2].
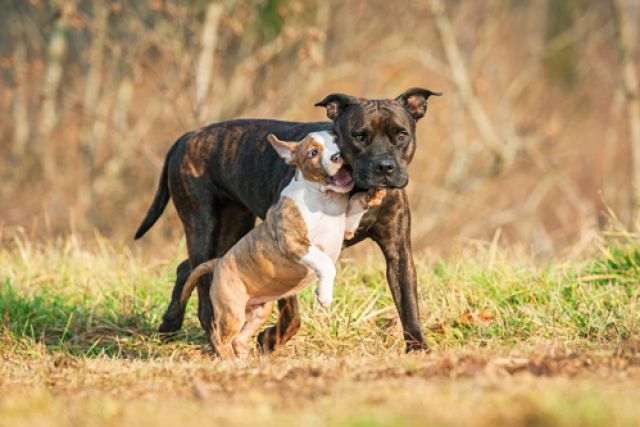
[315, 87, 442, 189]
[267, 131, 354, 193]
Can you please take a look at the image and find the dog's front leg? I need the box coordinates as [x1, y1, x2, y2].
[369, 189, 430, 353]
[300, 245, 336, 308]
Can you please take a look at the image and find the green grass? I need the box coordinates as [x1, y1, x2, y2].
[1, 233, 639, 426]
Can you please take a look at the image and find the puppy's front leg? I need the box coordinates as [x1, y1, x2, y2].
[344, 188, 387, 240]
[299, 245, 336, 308]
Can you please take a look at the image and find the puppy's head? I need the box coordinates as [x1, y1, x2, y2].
[267, 131, 354, 193]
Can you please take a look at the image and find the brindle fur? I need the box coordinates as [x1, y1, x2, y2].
[135, 88, 441, 353]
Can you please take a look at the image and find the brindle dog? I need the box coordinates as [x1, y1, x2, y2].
[135, 87, 442, 353]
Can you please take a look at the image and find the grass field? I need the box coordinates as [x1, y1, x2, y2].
[1, 233, 639, 427]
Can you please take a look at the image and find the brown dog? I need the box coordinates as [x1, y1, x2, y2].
[179, 131, 384, 358]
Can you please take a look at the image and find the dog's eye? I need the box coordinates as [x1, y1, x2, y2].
[352, 132, 367, 143]
[307, 149, 319, 158]
[397, 130, 410, 144]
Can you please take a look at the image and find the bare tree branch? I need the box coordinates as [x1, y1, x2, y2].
[610, 0, 640, 226]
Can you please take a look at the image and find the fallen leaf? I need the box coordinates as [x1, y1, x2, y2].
[479, 311, 495, 321]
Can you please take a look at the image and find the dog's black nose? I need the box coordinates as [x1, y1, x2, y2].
[374, 159, 395, 176]
[331, 152, 342, 163]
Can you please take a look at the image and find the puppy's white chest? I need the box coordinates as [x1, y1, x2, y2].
[281, 180, 348, 262]
[307, 215, 345, 262]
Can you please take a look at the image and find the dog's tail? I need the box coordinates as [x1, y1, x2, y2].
[134, 137, 183, 240]
[180, 259, 219, 308]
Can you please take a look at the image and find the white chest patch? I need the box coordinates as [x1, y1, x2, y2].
[280, 175, 348, 262]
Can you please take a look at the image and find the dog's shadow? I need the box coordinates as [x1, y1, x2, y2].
[0, 281, 208, 358]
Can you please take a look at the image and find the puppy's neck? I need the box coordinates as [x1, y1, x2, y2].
[293, 169, 319, 189]
[281, 170, 346, 212]
[292, 170, 341, 198]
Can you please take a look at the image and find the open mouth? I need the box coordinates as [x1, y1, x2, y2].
[328, 165, 353, 189]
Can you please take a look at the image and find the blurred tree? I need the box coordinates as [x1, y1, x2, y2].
[544, 0, 586, 88]
[610, 0, 640, 227]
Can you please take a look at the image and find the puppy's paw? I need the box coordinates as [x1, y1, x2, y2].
[315, 287, 333, 308]
[366, 188, 387, 207]
[317, 297, 332, 308]
[344, 231, 355, 240]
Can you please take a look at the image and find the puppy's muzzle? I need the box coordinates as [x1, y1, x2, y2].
[330, 152, 343, 165]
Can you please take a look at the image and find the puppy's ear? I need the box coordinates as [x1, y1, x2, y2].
[396, 87, 442, 120]
[267, 134, 297, 164]
[314, 93, 359, 121]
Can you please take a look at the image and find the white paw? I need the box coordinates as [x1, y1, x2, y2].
[315, 287, 333, 308]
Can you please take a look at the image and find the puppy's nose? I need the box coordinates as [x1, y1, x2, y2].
[331, 152, 343, 163]
[374, 159, 395, 176]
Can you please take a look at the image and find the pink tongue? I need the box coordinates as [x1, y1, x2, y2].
[332, 169, 353, 187]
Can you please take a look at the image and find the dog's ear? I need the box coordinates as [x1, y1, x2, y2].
[267, 134, 297, 164]
[396, 87, 442, 120]
[315, 93, 359, 121]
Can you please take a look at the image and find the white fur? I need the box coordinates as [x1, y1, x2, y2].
[344, 193, 370, 237]
[307, 131, 353, 194]
[309, 131, 341, 176]
[281, 171, 348, 262]
[300, 245, 336, 307]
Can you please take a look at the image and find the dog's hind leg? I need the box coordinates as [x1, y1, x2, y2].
[232, 301, 274, 358]
[159, 185, 220, 335]
[159, 198, 255, 336]
[159, 259, 191, 334]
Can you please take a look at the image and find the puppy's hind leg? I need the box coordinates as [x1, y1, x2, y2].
[210, 305, 245, 360]
[232, 301, 274, 359]
[209, 276, 249, 360]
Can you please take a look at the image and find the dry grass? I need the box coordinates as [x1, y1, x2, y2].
[1, 234, 640, 426]
[2, 349, 640, 427]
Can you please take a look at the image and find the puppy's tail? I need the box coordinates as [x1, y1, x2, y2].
[180, 259, 219, 308]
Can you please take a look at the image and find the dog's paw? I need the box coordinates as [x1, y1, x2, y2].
[344, 231, 355, 240]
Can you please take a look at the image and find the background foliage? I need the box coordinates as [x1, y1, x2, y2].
[2, 0, 640, 256]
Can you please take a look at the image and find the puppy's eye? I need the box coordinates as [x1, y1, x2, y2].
[307, 149, 319, 158]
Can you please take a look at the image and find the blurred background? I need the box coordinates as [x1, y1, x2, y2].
[1, 0, 639, 257]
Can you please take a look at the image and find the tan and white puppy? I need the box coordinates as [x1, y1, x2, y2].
[180, 131, 384, 359]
